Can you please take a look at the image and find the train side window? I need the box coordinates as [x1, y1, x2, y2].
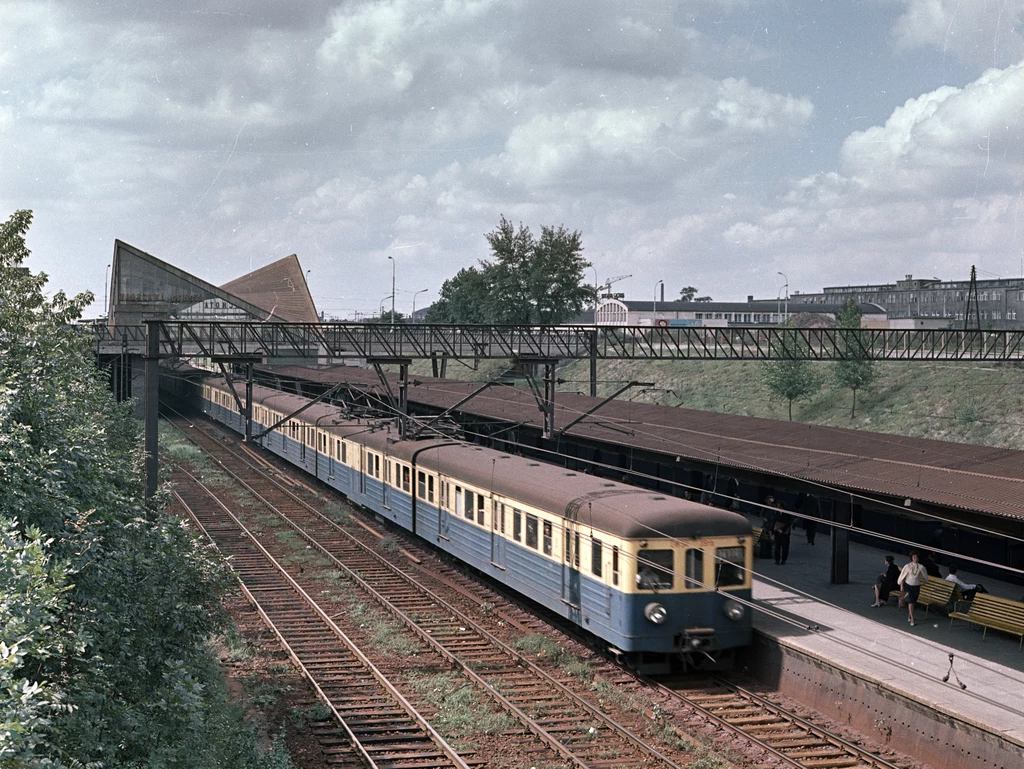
[427, 475, 435, 503]
[417, 471, 426, 498]
[341, 441, 347, 463]
[455, 486, 464, 516]
[684, 549, 704, 589]
[715, 547, 746, 587]
[525, 514, 539, 549]
[591, 539, 602, 577]
[612, 546, 620, 586]
[402, 466, 411, 492]
[463, 488, 473, 520]
[542, 521, 552, 556]
[513, 509, 522, 542]
[499, 504, 506, 534]
[574, 533, 580, 567]
[374, 454, 380, 479]
[476, 494, 485, 524]
[637, 549, 673, 590]
[440, 481, 448, 509]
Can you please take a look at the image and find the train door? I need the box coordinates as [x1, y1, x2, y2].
[490, 501, 506, 569]
[437, 479, 450, 540]
[562, 523, 581, 612]
[300, 426, 307, 462]
[359, 448, 367, 495]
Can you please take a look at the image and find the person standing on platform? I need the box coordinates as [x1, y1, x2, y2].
[804, 516, 818, 545]
[872, 555, 901, 607]
[897, 551, 928, 626]
[921, 552, 942, 578]
[773, 504, 792, 565]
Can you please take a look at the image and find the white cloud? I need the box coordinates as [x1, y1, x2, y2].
[891, 0, 1024, 67]
[840, 61, 1024, 196]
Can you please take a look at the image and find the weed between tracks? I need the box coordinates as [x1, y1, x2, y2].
[349, 601, 423, 656]
[408, 671, 515, 740]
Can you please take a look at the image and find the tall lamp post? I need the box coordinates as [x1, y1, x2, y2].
[387, 256, 396, 327]
[412, 288, 428, 319]
[777, 272, 789, 323]
[653, 279, 664, 322]
[379, 294, 393, 320]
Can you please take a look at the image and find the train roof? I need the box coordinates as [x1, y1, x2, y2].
[207, 377, 750, 540]
[390, 439, 749, 540]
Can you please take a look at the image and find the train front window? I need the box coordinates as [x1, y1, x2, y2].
[637, 549, 673, 590]
[685, 549, 704, 589]
[715, 546, 746, 587]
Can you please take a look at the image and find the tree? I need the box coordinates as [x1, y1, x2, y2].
[679, 286, 713, 302]
[430, 216, 592, 325]
[482, 216, 535, 324]
[761, 325, 820, 420]
[834, 299, 875, 418]
[426, 266, 490, 323]
[528, 224, 592, 324]
[373, 309, 405, 324]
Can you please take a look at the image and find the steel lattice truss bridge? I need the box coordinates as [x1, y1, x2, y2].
[104, 321, 1021, 497]
[95, 321, 1024, 362]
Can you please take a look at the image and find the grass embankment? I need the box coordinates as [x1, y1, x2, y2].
[407, 358, 1024, 450]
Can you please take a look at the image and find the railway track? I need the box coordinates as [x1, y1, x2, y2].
[172, 470, 472, 769]
[168, 415, 688, 769]
[168, 412, 915, 769]
[656, 678, 909, 769]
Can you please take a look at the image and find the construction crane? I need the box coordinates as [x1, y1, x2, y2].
[599, 274, 632, 299]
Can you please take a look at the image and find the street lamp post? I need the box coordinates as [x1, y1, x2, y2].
[380, 294, 393, 320]
[777, 272, 789, 322]
[387, 256, 396, 327]
[412, 288, 428, 319]
[653, 280, 664, 323]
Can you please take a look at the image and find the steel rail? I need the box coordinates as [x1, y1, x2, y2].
[170, 415, 687, 769]
[170, 471, 472, 769]
[648, 676, 907, 769]
[708, 677, 905, 769]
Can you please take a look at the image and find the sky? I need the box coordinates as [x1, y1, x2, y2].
[2, 0, 1023, 319]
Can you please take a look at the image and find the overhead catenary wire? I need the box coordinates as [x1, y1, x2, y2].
[188, 384, 1024, 722]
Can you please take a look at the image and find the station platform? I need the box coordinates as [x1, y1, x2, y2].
[743, 523, 1023, 769]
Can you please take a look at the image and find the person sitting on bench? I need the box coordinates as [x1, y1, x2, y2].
[945, 565, 988, 602]
[872, 555, 901, 607]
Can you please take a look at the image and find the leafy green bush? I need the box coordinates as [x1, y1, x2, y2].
[0, 210, 292, 767]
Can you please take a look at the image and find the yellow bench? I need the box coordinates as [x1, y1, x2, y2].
[949, 593, 1024, 651]
[915, 579, 960, 618]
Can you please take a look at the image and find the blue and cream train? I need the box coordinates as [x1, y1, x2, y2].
[200, 377, 753, 669]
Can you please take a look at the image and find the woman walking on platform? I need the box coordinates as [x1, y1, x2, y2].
[897, 551, 928, 627]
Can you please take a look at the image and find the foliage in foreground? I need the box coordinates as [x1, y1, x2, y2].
[0, 210, 292, 768]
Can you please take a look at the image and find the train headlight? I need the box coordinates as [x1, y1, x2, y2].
[723, 600, 745, 621]
[644, 602, 668, 625]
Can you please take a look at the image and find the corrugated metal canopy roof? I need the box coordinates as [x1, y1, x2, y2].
[258, 364, 1024, 522]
